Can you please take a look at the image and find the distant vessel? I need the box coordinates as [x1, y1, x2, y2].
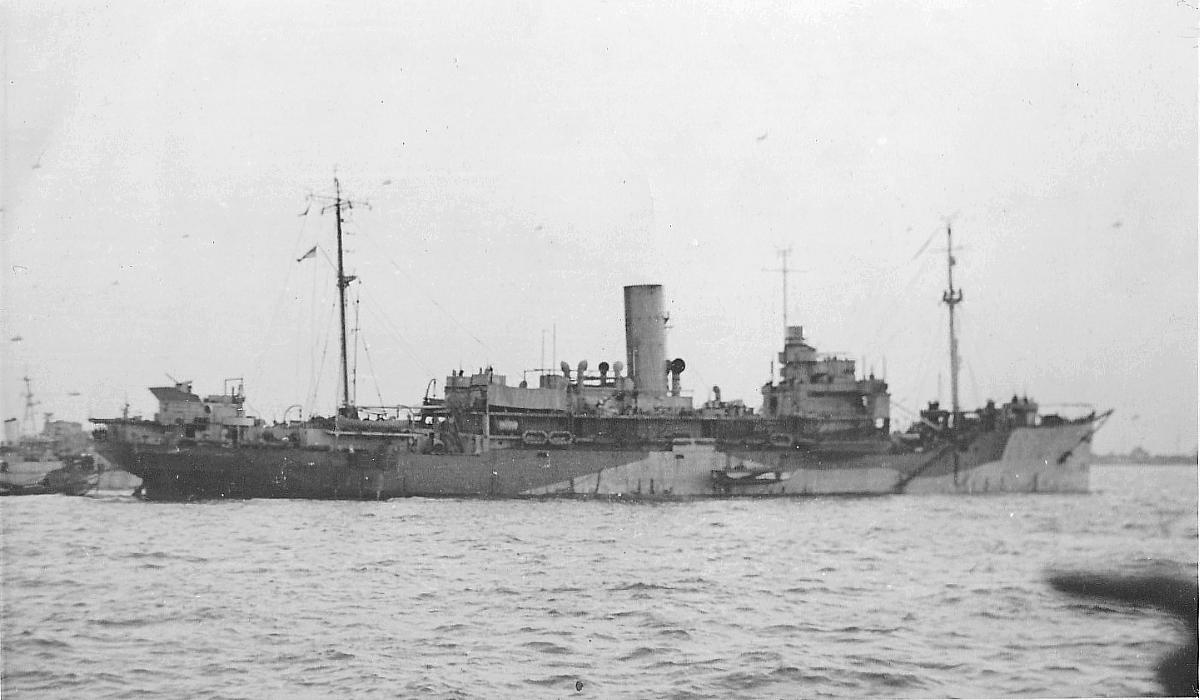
[1, 378, 136, 495]
[92, 185, 1110, 500]
[1094, 448, 1199, 466]
[2, 378, 77, 490]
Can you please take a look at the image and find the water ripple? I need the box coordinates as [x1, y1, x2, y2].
[1, 465, 1195, 698]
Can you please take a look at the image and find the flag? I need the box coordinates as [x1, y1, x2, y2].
[296, 246, 317, 262]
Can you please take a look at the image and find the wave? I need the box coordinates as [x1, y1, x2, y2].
[522, 673, 585, 688]
[2, 465, 1193, 699]
[519, 640, 574, 655]
[608, 582, 676, 591]
[617, 645, 676, 661]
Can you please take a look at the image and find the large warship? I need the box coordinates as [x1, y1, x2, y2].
[92, 182, 1110, 501]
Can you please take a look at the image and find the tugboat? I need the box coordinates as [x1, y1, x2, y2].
[92, 189, 1110, 500]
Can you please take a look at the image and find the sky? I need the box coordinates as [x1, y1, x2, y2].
[2, 1, 1196, 454]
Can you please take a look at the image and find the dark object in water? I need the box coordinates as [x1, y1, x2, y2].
[1049, 571, 1199, 697]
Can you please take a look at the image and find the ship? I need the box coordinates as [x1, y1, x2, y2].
[2, 378, 84, 491]
[1, 378, 139, 495]
[91, 181, 1111, 501]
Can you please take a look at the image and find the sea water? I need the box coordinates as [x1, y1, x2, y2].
[2, 465, 1196, 699]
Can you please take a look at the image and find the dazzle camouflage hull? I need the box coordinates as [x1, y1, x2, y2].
[91, 192, 1107, 502]
[96, 418, 1095, 501]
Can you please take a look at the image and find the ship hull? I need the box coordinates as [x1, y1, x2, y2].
[97, 421, 1093, 501]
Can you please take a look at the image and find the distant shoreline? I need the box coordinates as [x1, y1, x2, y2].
[1094, 458, 1199, 467]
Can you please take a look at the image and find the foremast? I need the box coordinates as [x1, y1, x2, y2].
[941, 224, 963, 429]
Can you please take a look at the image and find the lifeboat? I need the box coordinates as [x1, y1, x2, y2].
[547, 431, 574, 447]
[522, 430, 548, 446]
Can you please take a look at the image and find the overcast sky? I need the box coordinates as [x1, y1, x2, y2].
[2, 1, 1196, 453]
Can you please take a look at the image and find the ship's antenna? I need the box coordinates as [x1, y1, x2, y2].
[941, 223, 963, 429]
[314, 177, 369, 416]
[763, 247, 799, 339]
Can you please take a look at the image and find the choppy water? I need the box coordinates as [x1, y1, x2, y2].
[2, 465, 1196, 699]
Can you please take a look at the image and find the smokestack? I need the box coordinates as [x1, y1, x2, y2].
[624, 285, 669, 398]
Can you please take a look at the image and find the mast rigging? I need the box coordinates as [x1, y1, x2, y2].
[315, 177, 368, 416]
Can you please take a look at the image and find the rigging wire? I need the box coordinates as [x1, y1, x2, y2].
[357, 292, 436, 377]
[247, 209, 313, 391]
[269, 183, 496, 410]
[964, 357, 981, 409]
[881, 222, 988, 416]
[359, 332, 387, 408]
[307, 237, 323, 397]
[892, 301, 944, 415]
[352, 285, 361, 406]
[956, 307, 985, 407]
[306, 299, 338, 415]
[866, 227, 942, 351]
[355, 227, 493, 354]
[909, 226, 939, 261]
[294, 189, 439, 410]
[889, 398, 925, 421]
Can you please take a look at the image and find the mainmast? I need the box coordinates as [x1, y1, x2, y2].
[941, 224, 963, 429]
[317, 177, 365, 417]
[334, 178, 351, 413]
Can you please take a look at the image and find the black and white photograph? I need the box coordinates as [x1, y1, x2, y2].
[2, 1, 1196, 697]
